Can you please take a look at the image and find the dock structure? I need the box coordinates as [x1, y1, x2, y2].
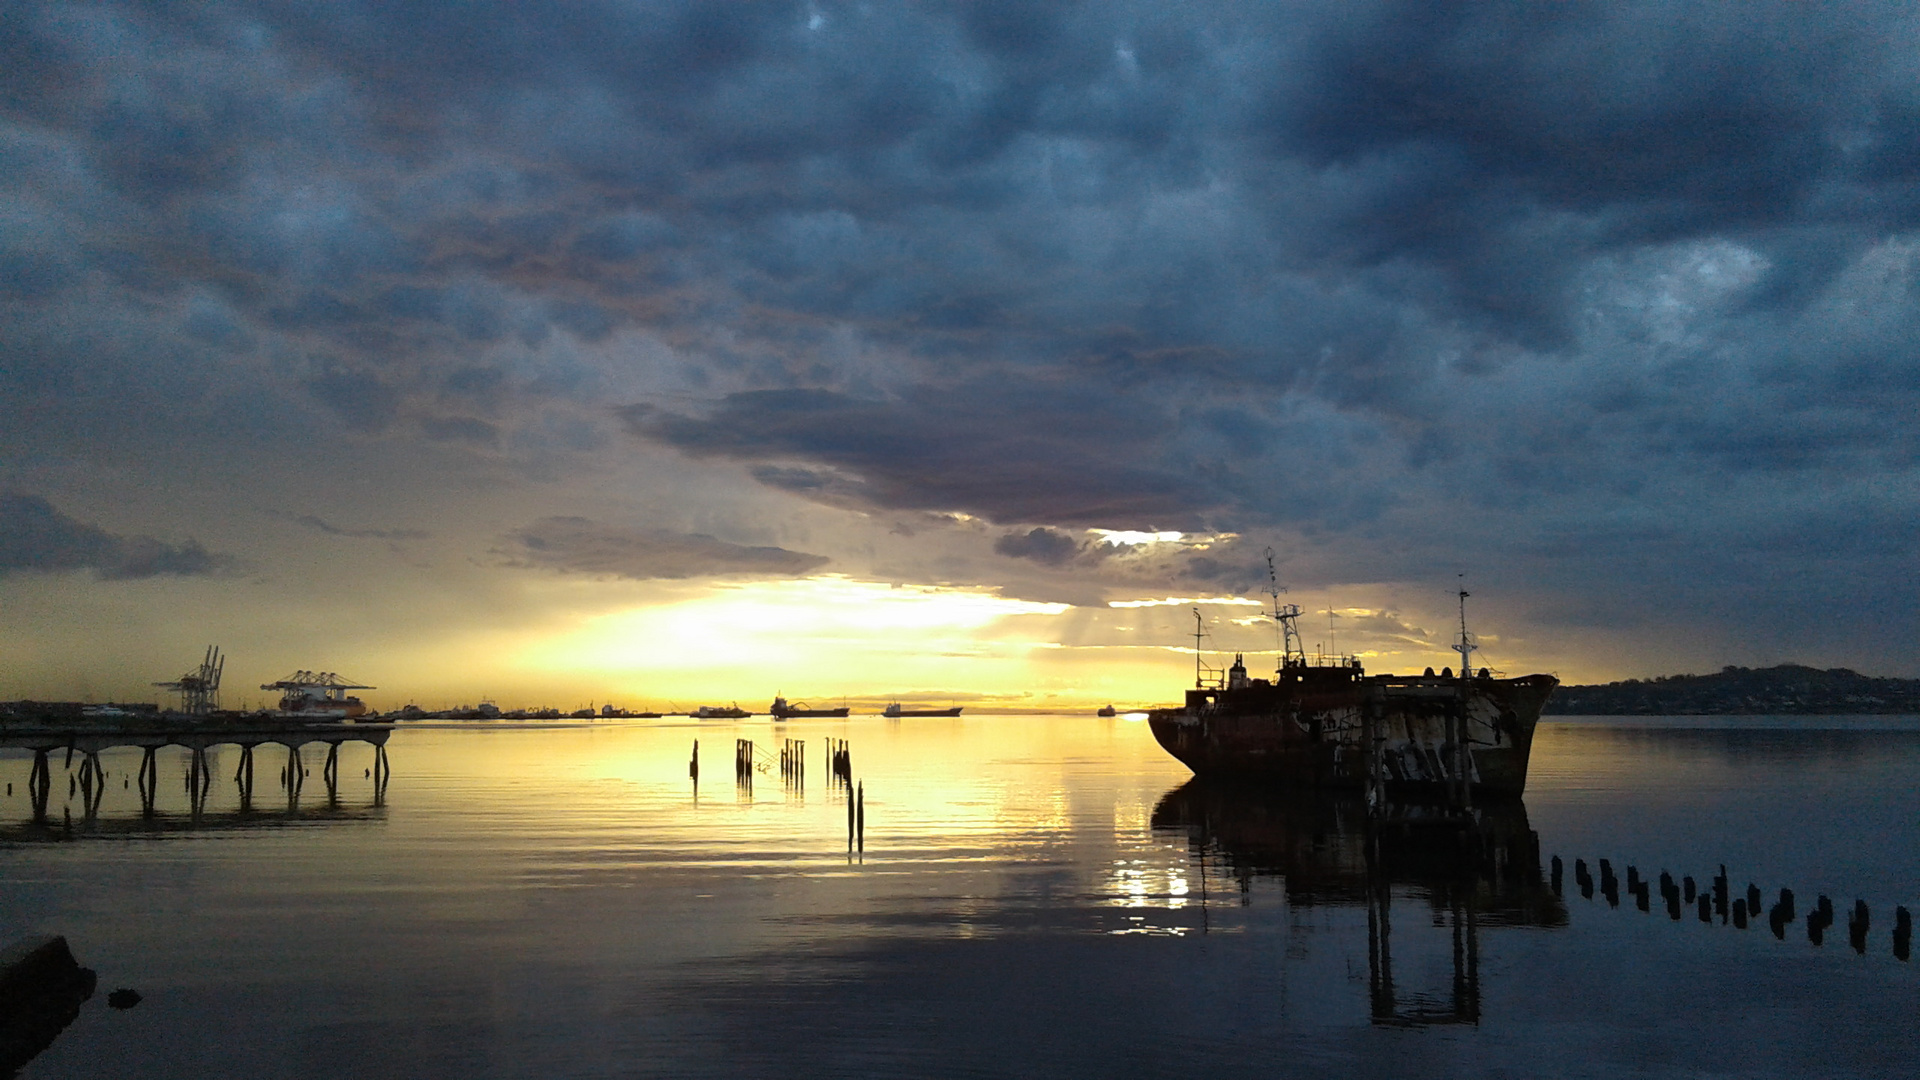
[1, 716, 391, 821]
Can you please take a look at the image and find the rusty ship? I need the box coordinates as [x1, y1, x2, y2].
[1147, 589, 1556, 799]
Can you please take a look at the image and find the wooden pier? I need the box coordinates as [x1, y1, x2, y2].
[1, 718, 391, 821]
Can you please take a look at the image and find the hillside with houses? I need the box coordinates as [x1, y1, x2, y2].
[1546, 665, 1920, 715]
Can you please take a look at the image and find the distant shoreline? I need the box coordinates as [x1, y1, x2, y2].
[1543, 663, 1920, 716]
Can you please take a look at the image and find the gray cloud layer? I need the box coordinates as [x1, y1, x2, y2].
[0, 494, 232, 580]
[506, 517, 828, 580]
[2, 2, 1916, 666]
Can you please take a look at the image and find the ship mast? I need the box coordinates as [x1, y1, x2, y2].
[1193, 608, 1204, 689]
[1265, 548, 1304, 668]
[1454, 589, 1476, 679]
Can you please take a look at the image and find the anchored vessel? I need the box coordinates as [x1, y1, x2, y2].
[693, 704, 751, 719]
[1147, 587, 1556, 799]
[768, 696, 849, 719]
[882, 703, 963, 717]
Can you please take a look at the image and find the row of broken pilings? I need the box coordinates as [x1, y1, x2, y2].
[822, 738, 863, 852]
[1552, 854, 1912, 961]
[692, 736, 865, 853]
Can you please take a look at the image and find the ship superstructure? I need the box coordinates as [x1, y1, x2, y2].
[1147, 577, 1556, 800]
[261, 671, 373, 719]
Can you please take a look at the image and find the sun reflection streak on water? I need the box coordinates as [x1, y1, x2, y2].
[2, 714, 1918, 1079]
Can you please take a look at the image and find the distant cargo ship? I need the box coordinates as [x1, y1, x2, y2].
[261, 671, 373, 720]
[1147, 592, 1556, 799]
[882, 703, 963, 717]
[693, 704, 750, 719]
[769, 696, 849, 718]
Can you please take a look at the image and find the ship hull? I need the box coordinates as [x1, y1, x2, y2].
[1148, 672, 1557, 798]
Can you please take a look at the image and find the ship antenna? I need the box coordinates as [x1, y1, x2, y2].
[1265, 550, 1284, 653]
[1193, 608, 1204, 689]
[1454, 586, 1476, 679]
[1264, 547, 1304, 667]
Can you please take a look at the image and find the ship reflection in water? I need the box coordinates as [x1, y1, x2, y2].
[1152, 781, 1565, 1027]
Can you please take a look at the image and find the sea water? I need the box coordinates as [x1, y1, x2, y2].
[1, 715, 1915, 1078]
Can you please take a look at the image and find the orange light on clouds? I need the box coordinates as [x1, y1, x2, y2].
[510, 575, 1076, 705]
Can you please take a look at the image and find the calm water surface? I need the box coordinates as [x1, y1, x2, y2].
[2, 715, 1915, 1078]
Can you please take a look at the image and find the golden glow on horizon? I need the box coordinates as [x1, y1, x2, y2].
[511, 576, 1082, 703]
[1107, 596, 1264, 608]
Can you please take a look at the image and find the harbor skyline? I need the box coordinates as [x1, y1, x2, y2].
[5, 3, 1918, 704]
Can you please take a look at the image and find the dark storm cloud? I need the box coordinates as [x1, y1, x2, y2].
[505, 517, 828, 580]
[622, 383, 1200, 526]
[2, 2, 1918, 666]
[994, 528, 1083, 567]
[284, 514, 429, 542]
[0, 494, 233, 580]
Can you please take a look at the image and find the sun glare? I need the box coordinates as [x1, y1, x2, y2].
[514, 576, 1077, 702]
[1088, 529, 1187, 546]
[1107, 596, 1264, 608]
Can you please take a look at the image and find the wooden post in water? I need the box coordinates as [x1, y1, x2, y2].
[1364, 683, 1385, 812]
[856, 782, 865, 852]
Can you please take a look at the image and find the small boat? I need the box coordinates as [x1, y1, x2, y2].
[883, 703, 963, 717]
[1097, 705, 1118, 717]
[693, 704, 751, 719]
[769, 696, 850, 719]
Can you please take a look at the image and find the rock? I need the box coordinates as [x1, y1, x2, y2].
[0, 935, 97, 1074]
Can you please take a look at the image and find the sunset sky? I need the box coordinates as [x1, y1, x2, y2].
[3, 2, 1916, 709]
